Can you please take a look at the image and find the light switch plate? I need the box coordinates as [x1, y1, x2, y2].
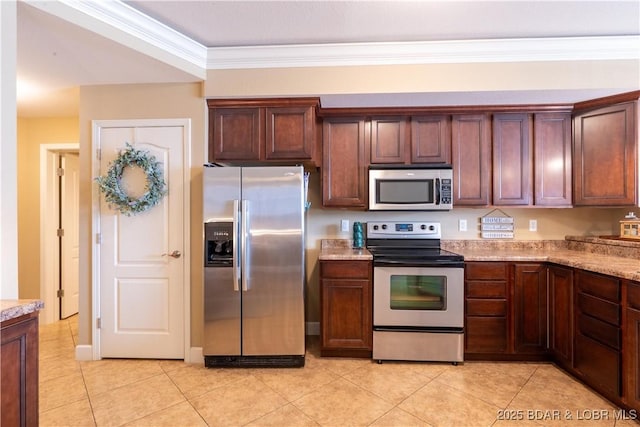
[341, 219, 349, 232]
[529, 219, 537, 232]
[459, 219, 467, 232]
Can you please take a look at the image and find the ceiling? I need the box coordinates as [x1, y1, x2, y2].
[16, 1, 640, 117]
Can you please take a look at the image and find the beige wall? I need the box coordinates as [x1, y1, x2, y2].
[204, 60, 640, 97]
[17, 117, 79, 299]
[78, 83, 206, 347]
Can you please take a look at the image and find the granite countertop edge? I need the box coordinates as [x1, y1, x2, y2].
[0, 300, 44, 323]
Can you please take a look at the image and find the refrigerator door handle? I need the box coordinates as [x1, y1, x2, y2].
[241, 200, 250, 291]
[232, 200, 240, 292]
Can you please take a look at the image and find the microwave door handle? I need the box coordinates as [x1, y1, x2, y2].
[435, 178, 441, 205]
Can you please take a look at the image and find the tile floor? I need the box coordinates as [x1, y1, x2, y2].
[39, 316, 637, 427]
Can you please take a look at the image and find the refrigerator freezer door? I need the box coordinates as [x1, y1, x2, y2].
[203, 266, 240, 355]
[241, 167, 306, 356]
[203, 167, 241, 356]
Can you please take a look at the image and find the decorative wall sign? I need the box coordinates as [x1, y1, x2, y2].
[480, 208, 514, 239]
[95, 143, 167, 216]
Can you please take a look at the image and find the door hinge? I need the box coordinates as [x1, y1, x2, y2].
[57, 228, 64, 237]
[56, 167, 65, 177]
[96, 148, 101, 160]
[96, 318, 101, 329]
[96, 233, 101, 244]
[56, 289, 64, 298]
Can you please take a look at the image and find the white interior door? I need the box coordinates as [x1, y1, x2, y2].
[95, 121, 187, 359]
[61, 152, 80, 318]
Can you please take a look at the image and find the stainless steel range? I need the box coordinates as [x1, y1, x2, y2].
[367, 221, 464, 364]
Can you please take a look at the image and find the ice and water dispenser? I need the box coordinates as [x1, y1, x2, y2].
[204, 222, 233, 267]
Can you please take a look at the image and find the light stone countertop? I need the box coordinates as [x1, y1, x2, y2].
[0, 299, 44, 323]
[319, 236, 640, 281]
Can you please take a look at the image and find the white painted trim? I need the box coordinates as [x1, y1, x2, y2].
[189, 347, 204, 365]
[39, 143, 79, 325]
[28, 0, 207, 78]
[305, 321, 320, 336]
[207, 35, 640, 70]
[91, 118, 191, 361]
[75, 344, 93, 361]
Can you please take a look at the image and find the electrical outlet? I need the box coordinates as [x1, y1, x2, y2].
[529, 219, 538, 232]
[459, 219, 467, 232]
[341, 219, 349, 232]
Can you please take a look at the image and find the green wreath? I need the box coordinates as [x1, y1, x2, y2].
[95, 143, 167, 216]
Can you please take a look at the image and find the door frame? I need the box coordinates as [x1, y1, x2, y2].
[91, 119, 191, 361]
[40, 143, 80, 325]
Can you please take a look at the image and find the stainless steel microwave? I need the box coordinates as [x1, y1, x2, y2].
[369, 165, 453, 211]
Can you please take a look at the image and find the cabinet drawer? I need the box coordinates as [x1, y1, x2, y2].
[465, 262, 508, 280]
[321, 261, 370, 279]
[465, 316, 507, 353]
[576, 271, 620, 303]
[575, 333, 621, 398]
[577, 292, 620, 325]
[629, 282, 640, 310]
[466, 281, 507, 298]
[466, 299, 507, 316]
[577, 313, 621, 350]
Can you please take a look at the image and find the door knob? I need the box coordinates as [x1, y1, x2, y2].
[163, 250, 181, 258]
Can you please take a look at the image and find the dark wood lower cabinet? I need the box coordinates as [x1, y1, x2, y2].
[513, 263, 547, 354]
[548, 265, 574, 369]
[574, 270, 622, 401]
[320, 260, 372, 357]
[624, 282, 640, 413]
[1, 312, 39, 427]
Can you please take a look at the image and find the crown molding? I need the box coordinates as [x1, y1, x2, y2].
[207, 35, 640, 70]
[28, 0, 208, 79]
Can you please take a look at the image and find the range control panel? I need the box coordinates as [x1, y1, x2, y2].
[366, 221, 441, 239]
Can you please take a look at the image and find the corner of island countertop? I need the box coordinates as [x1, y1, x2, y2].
[0, 299, 44, 323]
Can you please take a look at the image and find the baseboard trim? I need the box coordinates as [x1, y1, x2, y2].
[305, 321, 320, 336]
[75, 345, 93, 361]
[189, 347, 204, 364]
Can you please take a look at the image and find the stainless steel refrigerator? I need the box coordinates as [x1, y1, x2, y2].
[203, 165, 305, 367]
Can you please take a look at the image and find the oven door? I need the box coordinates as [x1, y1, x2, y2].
[373, 266, 464, 329]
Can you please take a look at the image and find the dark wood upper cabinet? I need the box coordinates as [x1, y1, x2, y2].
[573, 100, 637, 206]
[210, 106, 262, 161]
[410, 115, 451, 163]
[452, 114, 492, 206]
[534, 113, 572, 206]
[207, 98, 320, 166]
[492, 113, 533, 206]
[369, 116, 409, 164]
[265, 104, 317, 160]
[322, 117, 368, 208]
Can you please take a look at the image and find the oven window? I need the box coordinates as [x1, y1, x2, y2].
[389, 275, 446, 310]
[376, 179, 434, 204]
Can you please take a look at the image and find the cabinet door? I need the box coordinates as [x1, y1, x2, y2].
[410, 115, 451, 163]
[625, 306, 640, 412]
[322, 118, 368, 208]
[1, 313, 39, 427]
[573, 101, 637, 206]
[534, 113, 572, 206]
[513, 263, 547, 354]
[452, 114, 491, 206]
[209, 107, 262, 161]
[321, 278, 372, 352]
[548, 265, 574, 368]
[265, 105, 315, 160]
[492, 113, 533, 206]
[370, 117, 409, 164]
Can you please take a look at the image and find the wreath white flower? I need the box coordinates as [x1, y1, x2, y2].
[95, 143, 167, 216]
